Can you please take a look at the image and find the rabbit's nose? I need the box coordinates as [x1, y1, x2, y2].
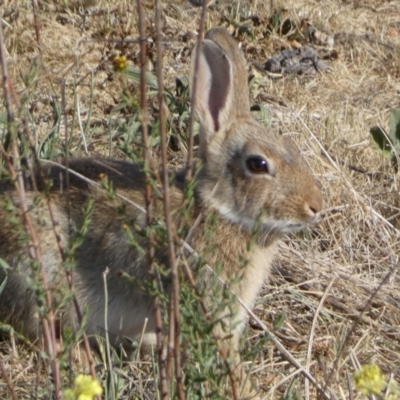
[308, 205, 319, 215]
[307, 206, 320, 224]
[305, 191, 323, 222]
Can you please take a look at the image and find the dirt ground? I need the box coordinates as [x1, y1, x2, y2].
[1, 0, 400, 399]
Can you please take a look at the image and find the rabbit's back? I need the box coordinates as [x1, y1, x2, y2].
[0, 158, 184, 343]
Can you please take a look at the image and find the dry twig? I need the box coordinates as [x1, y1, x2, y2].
[136, 0, 168, 398]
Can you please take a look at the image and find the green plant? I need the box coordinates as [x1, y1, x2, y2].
[370, 108, 400, 171]
[279, 378, 303, 400]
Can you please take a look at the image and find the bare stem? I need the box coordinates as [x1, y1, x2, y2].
[136, 1, 168, 398]
[154, 1, 184, 399]
[0, 361, 18, 400]
[0, 15, 14, 123]
[59, 81, 97, 381]
[185, 0, 209, 179]
[31, 0, 41, 49]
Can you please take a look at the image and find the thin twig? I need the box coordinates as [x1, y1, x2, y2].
[305, 277, 336, 400]
[154, 1, 184, 399]
[60, 81, 98, 382]
[323, 152, 393, 181]
[346, 370, 354, 400]
[79, 37, 153, 44]
[265, 363, 316, 398]
[0, 14, 14, 123]
[185, 0, 209, 179]
[76, 95, 89, 156]
[136, 1, 169, 398]
[31, 0, 41, 49]
[0, 361, 18, 400]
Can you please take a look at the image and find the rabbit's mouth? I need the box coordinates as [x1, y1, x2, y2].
[277, 221, 306, 233]
[215, 205, 309, 235]
[259, 220, 302, 233]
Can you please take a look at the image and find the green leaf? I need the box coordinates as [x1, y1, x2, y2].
[273, 311, 286, 330]
[389, 108, 400, 146]
[122, 66, 158, 89]
[0, 275, 7, 296]
[281, 378, 302, 400]
[0, 111, 7, 125]
[251, 103, 271, 127]
[370, 126, 392, 155]
[0, 257, 11, 271]
[38, 98, 63, 159]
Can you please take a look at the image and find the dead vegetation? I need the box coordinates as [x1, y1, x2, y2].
[1, 0, 400, 399]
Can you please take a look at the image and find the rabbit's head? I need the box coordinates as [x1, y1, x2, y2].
[190, 28, 323, 237]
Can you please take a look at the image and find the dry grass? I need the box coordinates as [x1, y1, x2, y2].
[1, 0, 400, 399]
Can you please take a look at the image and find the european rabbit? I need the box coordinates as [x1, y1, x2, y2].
[0, 27, 323, 396]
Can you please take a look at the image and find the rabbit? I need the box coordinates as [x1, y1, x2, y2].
[0, 27, 323, 397]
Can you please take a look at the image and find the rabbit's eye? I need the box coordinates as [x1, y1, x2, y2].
[246, 156, 270, 174]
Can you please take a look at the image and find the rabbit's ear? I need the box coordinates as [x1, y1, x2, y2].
[190, 28, 250, 156]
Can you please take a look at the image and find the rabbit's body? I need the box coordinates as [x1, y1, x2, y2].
[0, 27, 323, 397]
[0, 158, 277, 344]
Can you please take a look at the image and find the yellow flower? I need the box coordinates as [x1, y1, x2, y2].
[64, 374, 103, 400]
[113, 55, 128, 71]
[354, 364, 386, 395]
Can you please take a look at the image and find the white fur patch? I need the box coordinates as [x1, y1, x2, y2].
[213, 203, 305, 235]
